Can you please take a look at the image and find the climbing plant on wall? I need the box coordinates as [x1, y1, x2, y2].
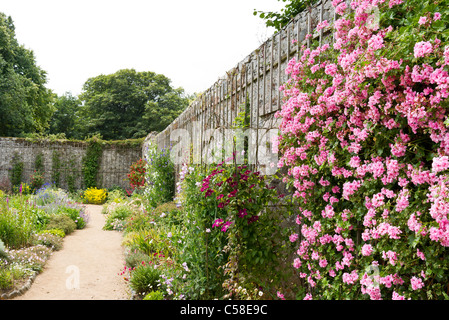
[82, 136, 103, 189]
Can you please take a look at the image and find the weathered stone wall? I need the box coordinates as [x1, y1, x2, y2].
[0, 137, 142, 191]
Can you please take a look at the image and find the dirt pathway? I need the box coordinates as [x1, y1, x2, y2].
[13, 205, 130, 300]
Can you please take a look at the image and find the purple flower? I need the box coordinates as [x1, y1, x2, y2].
[212, 219, 224, 228]
[228, 190, 237, 198]
[221, 221, 233, 232]
[238, 209, 248, 218]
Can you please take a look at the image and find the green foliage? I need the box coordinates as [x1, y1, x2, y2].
[60, 207, 87, 229]
[0, 196, 36, 248]
[45, 214, 76, 235]
[9, 152, 23, 188]
[31, 232, 63, 251]
[0, 268, 13, 290]
[51, 150, 61, 187]
[39, 228, 65, 238]
[130, 264, 162, 295]
[253, 0, 318, 31]
[48, 92, 82, 139]
[78, 68, 189, 140]
[124, 250, 153, 270]
[128, 158, 146, 190]
[30, 170, 44, 192]
[103, 204, 133, 231]
[82, 136, 103, 188]
[143, 290, 164, 300]
[0, 12, 55, 137]
[178, 166, 229, 299]
[144, 145, 175, 207]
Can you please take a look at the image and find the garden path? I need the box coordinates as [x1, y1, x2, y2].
[13, 205, 130, 300]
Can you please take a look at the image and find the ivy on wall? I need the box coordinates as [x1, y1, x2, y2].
[82, 136, 103, 189]
[9, 152, 23, 188]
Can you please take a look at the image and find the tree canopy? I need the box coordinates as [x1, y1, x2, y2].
[48, 92, 82, 139]
[0, 12, 54, 137]
[253, 0, 318, 31]
[78, 69, 190, 140]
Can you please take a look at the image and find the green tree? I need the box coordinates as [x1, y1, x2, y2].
[253, 0, 318, 31]
[78, 69, 189, 140]
[0, 13, 54, 137]
[48, 92, 82, 139]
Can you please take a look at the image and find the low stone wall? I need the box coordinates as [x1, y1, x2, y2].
[0, 137, 142, 191]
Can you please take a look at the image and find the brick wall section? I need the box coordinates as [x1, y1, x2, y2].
[0, 137, 141, 191]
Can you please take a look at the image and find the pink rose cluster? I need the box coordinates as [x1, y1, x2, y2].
[277, 0, 449, 300]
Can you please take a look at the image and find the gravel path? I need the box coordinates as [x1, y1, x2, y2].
[13, 204, 130, 300]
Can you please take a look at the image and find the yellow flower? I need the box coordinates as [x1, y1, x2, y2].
[84, 187, 108, 204]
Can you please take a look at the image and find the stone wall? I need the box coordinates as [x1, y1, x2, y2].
[0, 137, 142, 191]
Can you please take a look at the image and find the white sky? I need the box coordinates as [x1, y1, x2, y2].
[1, 0, 284, 97]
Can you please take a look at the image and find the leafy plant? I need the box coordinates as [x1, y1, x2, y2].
[144, 144, 175, 207]
[0, 196, 36, 248]
[31, 232, 63, 251]
[9, 152, 24, 189]
[45, 215, 76, 235]
[82, 136, 103, 189]
[143, 290, 164, 300]
[30, 170, 45, 192]
[128, 158, 146, 191]
[130, 264, 162, 295]
[104, 204, 133, 231]
[60, 207, 87, 229]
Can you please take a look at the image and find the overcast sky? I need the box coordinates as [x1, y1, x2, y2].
[1, 0, 284, 97]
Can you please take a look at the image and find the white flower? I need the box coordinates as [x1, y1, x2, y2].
[160, 212, 166, 218]
[167, 232, 172, 238]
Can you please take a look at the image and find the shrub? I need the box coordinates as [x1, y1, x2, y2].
[124, 250, 153, 269]
[46, 215, 76, 235]
[144, 144, 175, 207]
[12, 183, 31, 195]
[31, 232, 63, 251]
[182, 161, 291, 299]
[0, 268, 13, 290]
[275, 0, 449, 300]
[143, 290, 164, 300]
[40, 228, 65, 238]
[84, 187, 108, 204]
[7, 245, 52, 272]
[60, 207, 87, 229]
[130, 264, 162, 295]
[128, 158, 146, 191]
[30, 170, 45, 192]
[0, 200, 36, 248]
[104, 204, 133, 231]
[107, 189, 126, 203]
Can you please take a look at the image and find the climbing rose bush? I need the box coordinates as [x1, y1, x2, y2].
[276, 0, 449, 299]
